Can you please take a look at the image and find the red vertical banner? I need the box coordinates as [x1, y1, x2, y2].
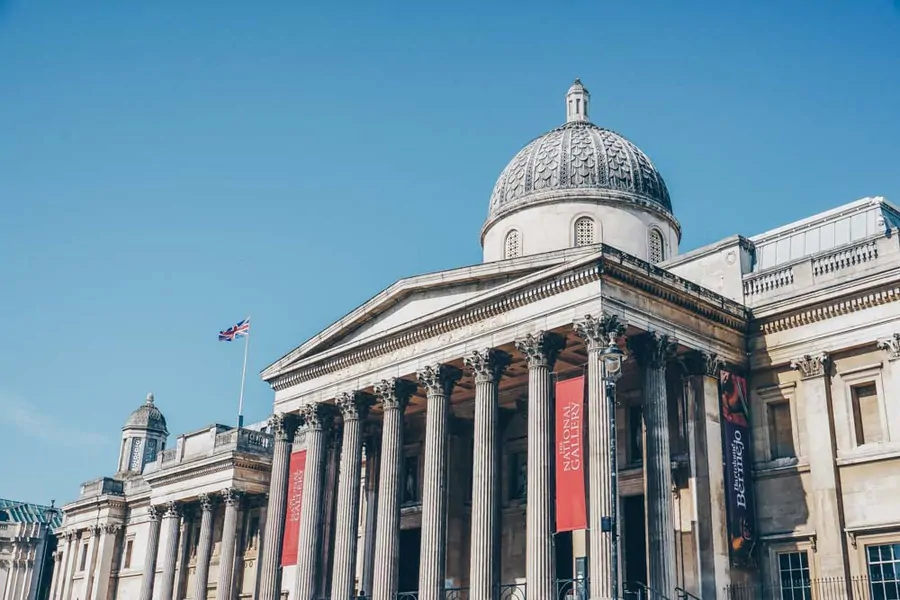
[555, 375, 587, 532]
[281, 449, 307, 566]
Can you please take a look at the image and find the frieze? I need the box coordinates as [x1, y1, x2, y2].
[759, 284, 900, 334]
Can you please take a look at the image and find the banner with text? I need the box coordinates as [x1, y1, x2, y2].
[555, 375, 587, 532]
[281, 449, 307, 566]
[719, 370, 757, 566]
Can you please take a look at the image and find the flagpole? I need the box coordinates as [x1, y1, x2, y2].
[237, 320, 250, 429]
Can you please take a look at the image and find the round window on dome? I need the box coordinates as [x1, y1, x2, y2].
[649, 228, 665, 264]
[574, 217, 595, 247]
[504, 230, 521, 259]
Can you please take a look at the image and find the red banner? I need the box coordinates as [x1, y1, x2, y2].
[281, 449, 307, 566]
[555, 375, 587, 532]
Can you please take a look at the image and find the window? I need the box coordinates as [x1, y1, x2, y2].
[649, 229, 665, 264]
[851, 383, 883, 445]
[122, 539, 133, 570]
[79, 542, 89, 571]
[574, 217, 595, 247]
[402, 455, 419, 505]
[867, 543, 900, 598]
[144, 438, 158, 463]
[128, 438, 144, 471]
[509, 451, 527, 502]
[767, 401, 796, 459]
[504, 230, 521, 259]
[628, 405, 643, 464]
[777, 551, 811, 600]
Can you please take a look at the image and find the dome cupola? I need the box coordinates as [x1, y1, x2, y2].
[481, 80, 680, 264]
[117, 393, 169, 475]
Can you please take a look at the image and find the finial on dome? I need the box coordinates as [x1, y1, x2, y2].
[146, 392, 154, 405]
[566, 78, 590, 123]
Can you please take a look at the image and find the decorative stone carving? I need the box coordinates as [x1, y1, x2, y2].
[463, 348, 511, 383]
[790, 353, 830, 379]
[163, 502, 181, 519]
[198, 493, 215, 512]
[682, 350, 724, 378]
[515, 331, 565, 368]
[574, 312, 626, 349]
[336, 391, 374, 422]
[877, 334, 900, 360]
[374, 378, 416, 411]
[298, 403, 334, 432]
[270, 413, 299, 441]
[103, 523, 121, 535]
[416, 364, 462, 397]
[629, 332, 677, 368]
[220, 488, 242, 507]
[148, 505, 163, 521]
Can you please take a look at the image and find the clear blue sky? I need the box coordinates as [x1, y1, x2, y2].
[2, 0, 898, 504]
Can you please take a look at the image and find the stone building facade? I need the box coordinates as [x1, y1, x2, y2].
[0, 499, 61, 600]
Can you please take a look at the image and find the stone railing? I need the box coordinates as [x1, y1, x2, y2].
[79, 477, 124, 498]
[160, 448, 178, 464]
[214, 428, 274, 455]
[813, 239, 878, 275]
[743, 265, 794, 297]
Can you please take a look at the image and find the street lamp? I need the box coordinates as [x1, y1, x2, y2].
[36, 500, 60, 600]
[599, 332, 625, 600]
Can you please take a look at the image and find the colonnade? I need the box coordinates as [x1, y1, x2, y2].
[258, 318, 693, 600]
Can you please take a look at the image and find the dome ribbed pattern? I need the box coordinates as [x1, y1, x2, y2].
[123, 395, 168, 433]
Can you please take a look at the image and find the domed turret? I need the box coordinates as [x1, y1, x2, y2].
[481, 80, 680, 263]
[123, 393, 168, 434]
[117, 393, 169, 475]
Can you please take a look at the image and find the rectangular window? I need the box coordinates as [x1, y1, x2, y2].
[777, 551, 811, 600]
[123, 539, 133, 570]
[867, 544, 900, 598]
[79, 543, 89, 571]
[508, 451, 527, 502]
[767, 401, 796, 459]
[401, 455, 419, 505]
[851, 383, 883, 445]
[628, 405, 643, 464]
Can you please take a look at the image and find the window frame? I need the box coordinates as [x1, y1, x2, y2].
[648, 227, 666, 264]
[756, 382, 802, 467]
[504, 229, 521, 260]
[839, 364, 889, 450]
[573, 216, 596, 248]
[765, 540, 817, 598]
[121, 536, 135, 571]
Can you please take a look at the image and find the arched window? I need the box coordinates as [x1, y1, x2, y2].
[649, 229, 665, 264]
[504, 230, 521, 259]
[574, 217, 595, 247]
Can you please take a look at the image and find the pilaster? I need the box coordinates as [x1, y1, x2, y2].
[78, 526, 100, 600]
[91, 524, 121, 600]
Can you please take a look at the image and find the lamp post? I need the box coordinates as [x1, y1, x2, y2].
[36, 500, 60, 600]
[599, 334, 625, 600]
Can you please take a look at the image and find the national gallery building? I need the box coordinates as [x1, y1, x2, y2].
[56, 81, 900, 600]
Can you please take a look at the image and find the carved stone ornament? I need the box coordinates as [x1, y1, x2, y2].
[163, 501, 181, 519]
[269, 413, 299, 442]
[104, 523, 121, 535]
[198, 493, 215, 512]
[298, 403, 334, 432]
[463, 348, 511, 384]
[682, 350, 724, 378]
[628, 332, 677, 369]
[148, 505, 164, 521]
[220, 488, 242, 506]
[877, 333, 900, 361]
[374, 378, 416, 412]
[514, 330, 566, 369]
[416, 364, 462, 397]
[574, 312, 626, 351]
[790, 353, 829, 379]
[335, 391, 374, 422]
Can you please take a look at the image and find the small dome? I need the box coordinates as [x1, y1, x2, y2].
[123, 393, 168, 434]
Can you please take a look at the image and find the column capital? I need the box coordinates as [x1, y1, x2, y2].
[515, 330, 566, 369]
[336, 391, 375, 422]
[628, 331, 677, 369]
[198, 493, 216, 513]
[88, 525, 102, 536]
[220, 488, 242, 507]
[574, 312, 626, 351]
[877, 333, 900, 361]
[463, 348, 511, 384]
[299, 402, 335, 432]
[269, 413, 300, 442]
[683, 350, 725, 378]
[416, 364, 462, 397]
[790, 353, 830, 379]
[163, 501, 181, 519]
[103, 523, 121, 535]
[374, 378, 416, 412]
[148, 505, 164, 522]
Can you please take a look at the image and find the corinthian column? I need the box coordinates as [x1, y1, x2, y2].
[158, 502, 181, 600]
[216, 489, 242, 600]
[139, 507, 163, 600]
[258, 413, 299, 600]
[294, 403, 334, 600]
[464, 348, 510, 600]
[630, 332, 677, 597]
[515, 331, 565, 600]
[330, 391, 374, 600]
[371, 379, 415, 600]
[416, 364, 462, 600]
[193, 494, 216, 600]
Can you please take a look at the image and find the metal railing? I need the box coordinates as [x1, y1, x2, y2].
[625, 582, 672, 600]
[396, 592, 419, 600]
[555, 577, 588, 599]
[498, 582, 526, 600]
[675, 587, 701, 600]
[444, 588, 468, 600]
[724, 576, 885, 600]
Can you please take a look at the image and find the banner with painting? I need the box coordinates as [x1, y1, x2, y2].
[719, 369, 757, 566]
[555, 375, 587, 532]
[281, 449, 307, 566]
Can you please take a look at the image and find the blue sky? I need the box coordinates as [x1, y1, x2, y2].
[1, 0, 898, 504]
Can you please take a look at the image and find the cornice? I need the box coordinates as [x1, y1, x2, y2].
[144, 453, 270, 488]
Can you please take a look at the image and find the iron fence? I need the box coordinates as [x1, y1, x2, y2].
[498, 582, 527, 600]
[396, 592, 419, 600]
[555, 577, 588, 600]
[723, 575, 895, 600]
[444, 588, 468, 600]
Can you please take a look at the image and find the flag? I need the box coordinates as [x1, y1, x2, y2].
[218, 318, 250, 342]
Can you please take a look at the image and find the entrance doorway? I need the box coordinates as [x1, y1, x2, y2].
[398, 527, 421, 593]
[622, 495, 647, 592]
[555, 530, 574, 581]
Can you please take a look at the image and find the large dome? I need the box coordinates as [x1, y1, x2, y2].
[123, 393, 168, 433]
[488, 120, 672, 219]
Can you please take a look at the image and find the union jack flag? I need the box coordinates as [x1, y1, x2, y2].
[218, 318, 250, 342]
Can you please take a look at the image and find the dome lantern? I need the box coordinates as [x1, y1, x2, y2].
[118, 392, 169, 475]
[566, 78, 589, 123]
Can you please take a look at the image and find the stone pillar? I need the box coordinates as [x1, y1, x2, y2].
[78, 526, 100, 600]
[330, 391, 373, 600]
[216, 489, 242, 600]
[575, 314, 625, 600]
[193, 494, 216, 600]
[60, 532, 79, 600]
[173, 509, 193, 600]
[360, 428, 381, 597]
[48, 550, 62, 600]
[515, 331, 565, 600]
[318, 428, 343, 597]
[294, 403, 334, 600]
[139, 507, 163, 600]
[630, 332, 677, 597]
[91, 524, 121, 600]
[791, 353, 849, 578]
[464, 348, 510, 600]
[157, 502, 181, 600]
[258, 414, 298, 600]
[371, 379, 415, 600]
[416, 364, 462, 600]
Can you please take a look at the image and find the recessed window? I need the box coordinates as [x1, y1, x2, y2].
[649, 229, 665, 264]
[777, 551, 811, 600]
[867, 543, 900, 598]
[574, 217, 595, 247]
[851, 383, 882, 445]
[122, 539, 133, 570]
[80, 543, 89, 571]
[504, 230, 521, 259]
[767, 401, 795, 460]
